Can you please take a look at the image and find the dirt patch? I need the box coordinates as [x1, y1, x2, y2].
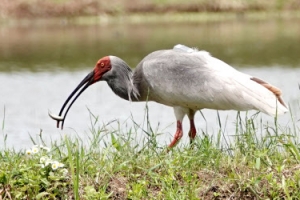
[106, 176, 128, 199]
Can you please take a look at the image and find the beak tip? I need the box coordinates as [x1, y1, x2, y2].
[48, 110, 64, 122]
[51, 71, 93, 130]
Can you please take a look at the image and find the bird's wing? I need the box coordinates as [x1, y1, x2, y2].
[140, 49, 287, 115]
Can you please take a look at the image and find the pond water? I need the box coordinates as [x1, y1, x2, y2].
[0, 17, 300, 150]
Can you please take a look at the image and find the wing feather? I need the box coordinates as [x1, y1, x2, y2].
[139, 48, 288, 116]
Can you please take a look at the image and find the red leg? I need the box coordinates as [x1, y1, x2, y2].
[168, 121, 183, 148]
[188, 119, 197, 144]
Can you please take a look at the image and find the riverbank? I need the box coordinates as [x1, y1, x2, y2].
[1, 0, 300, 19]
[1, 113, 300, 199]
[1, 10, 300, 28]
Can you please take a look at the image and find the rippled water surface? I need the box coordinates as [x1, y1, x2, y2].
[0, 18, 300, 150]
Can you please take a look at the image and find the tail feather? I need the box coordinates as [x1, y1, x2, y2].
[250, 77, 288, 115]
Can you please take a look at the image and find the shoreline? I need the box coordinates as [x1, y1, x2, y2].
[1, 0, 300, 19]
[1, 0, 300, 26]
[1, 10, 300, 26]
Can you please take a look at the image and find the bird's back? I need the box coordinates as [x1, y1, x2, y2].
[133, 45, 288, 116]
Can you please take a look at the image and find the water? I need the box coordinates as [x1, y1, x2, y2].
[0, 18, 300, 150]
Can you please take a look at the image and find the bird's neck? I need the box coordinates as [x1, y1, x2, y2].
[110, 81, 139, 102]
[105, 64, 139, 102]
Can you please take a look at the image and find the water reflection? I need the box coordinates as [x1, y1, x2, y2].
[0, 20, 299, 150]
[1, 19, 300, 72]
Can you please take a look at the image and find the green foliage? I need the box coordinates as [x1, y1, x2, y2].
[0, 146, 69, 199]
[1, 111, 300, 199]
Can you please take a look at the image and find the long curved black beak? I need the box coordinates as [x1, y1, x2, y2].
[49, 71, 95, 129]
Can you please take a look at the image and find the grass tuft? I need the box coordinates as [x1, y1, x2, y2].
[1, 109, 300, 199]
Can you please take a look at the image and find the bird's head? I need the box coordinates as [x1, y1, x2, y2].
[93, 56, 112, 83]
[49, 56, 113, 129]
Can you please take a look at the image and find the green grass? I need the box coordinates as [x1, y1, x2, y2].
[1, 110, 300, 199]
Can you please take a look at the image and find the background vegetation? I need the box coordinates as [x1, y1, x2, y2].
[1, 0, 300, 18]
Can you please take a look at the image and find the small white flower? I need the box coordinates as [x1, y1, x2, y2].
[26, 149, 32, 155]
[40, 156, 47, 164]
[51, 161, 59, 170]
[45, 158, 53, 166]
[58, 163, 64, 168]
[31, 146, 39, 154]
[39, 145, 51, 152]
[40, 164, 45, 168]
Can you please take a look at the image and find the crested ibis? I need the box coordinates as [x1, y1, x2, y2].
[49, 44, 288, 148]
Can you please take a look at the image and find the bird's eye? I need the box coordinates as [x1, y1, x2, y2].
[100, 63, 104, 67]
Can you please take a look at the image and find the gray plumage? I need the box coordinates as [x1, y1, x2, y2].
[105, 44, 287, 116]
[50, 44, 288, 147]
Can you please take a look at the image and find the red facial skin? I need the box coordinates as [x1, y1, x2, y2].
[93, 56, 112, 83]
